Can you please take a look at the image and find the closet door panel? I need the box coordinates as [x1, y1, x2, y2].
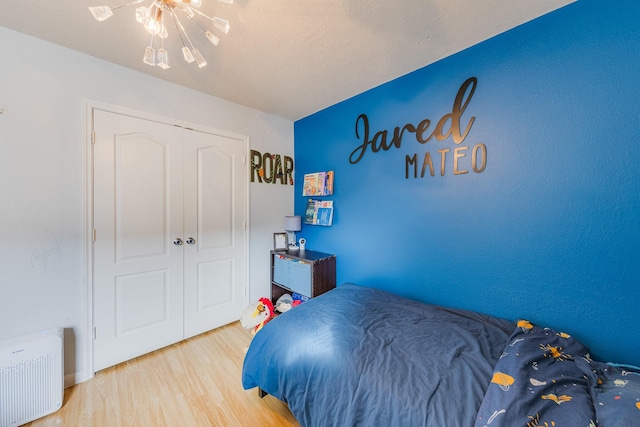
[115, 136, 168, 261]
[93, 110, 185, 372]
[183, 132, 246, 338]
[197, 259, 233, 310]
[198, 145, 233, 249]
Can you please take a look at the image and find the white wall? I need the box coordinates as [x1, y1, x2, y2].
[0, 26, 294, 385]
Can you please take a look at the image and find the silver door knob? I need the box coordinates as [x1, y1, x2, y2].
[173, 238, 183, 246]
[186, 237, 196, 245]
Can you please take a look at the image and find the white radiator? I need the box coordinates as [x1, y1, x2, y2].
[0, 328, 64, 427]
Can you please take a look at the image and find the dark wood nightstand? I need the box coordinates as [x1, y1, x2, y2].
[269, 249, 336, 305]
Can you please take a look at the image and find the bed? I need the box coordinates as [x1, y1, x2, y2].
[242, 284, 640, 427]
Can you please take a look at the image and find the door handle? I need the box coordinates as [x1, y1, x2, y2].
[173, 238, 184, 246]
[186, 237, 196, 245]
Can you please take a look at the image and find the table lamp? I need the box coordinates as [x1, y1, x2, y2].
[284, 215, 302, 248]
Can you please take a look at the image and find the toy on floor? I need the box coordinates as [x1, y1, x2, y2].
[275, 294, 294, 313]
[292, 292, 309, 307]
[240, 297, 275, 335]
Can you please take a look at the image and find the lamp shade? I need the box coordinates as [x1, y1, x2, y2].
[284, 215, 302, 232]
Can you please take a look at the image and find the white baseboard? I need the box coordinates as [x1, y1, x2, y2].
[64, 370, 89, 388]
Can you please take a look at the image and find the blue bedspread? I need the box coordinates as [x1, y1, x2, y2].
[242, 284, 515, 427]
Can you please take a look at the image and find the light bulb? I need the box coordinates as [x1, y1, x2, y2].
[192, 49, 207, 68]
[89, 6, 114, 22]
[157, 48, 170, 69]
[212, 17, 230, 34]
[182, 46, 195, 63]
[205, 31, 220, 46]
[143, 46, 156, 66]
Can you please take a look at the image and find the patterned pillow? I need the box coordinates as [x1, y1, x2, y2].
[576, 358, 640, 427]
[474, 320, 596, 427]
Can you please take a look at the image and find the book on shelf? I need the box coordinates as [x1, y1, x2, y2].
[302, 171, 334, 196]
[305, 199, 333, 226]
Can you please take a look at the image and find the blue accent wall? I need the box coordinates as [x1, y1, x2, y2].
[293, 0, 640, 366]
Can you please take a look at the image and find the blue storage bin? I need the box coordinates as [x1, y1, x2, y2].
[273, 255, 312, 296]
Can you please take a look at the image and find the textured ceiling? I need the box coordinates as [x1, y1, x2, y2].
[0, 0, 574, 121]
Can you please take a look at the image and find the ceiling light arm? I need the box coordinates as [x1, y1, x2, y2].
[174, 5, 220, 47]
[143, 29, 156, 66]
[89, 0, 145, 21]
[173, 7, 208, 66]
[157, 4, 170, 69]
[179, 5, 230, 35]
[176, 5, 210, 35]
[168, 7, 201, 65]
[188, 6, 216, 23]
[114, 0, 146, 11]
[168, 7, 189, 49]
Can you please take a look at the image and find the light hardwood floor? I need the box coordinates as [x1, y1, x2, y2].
[23, 322, 299, 427]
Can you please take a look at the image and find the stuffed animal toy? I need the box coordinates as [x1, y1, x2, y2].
[240, 297, 275, 335]
[291, 292, 309, 307]
[275, 293, 294, 313]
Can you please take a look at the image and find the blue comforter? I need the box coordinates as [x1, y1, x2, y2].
[242, 284, 515, 426]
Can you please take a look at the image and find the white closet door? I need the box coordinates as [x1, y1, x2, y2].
[183, 131, 247, 338]
[93, 110, 185, 372]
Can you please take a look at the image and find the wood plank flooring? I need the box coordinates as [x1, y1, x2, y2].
[23, 322, 299, 427]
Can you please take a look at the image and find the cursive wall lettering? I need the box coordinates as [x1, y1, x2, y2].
[349, 77, 487, 179]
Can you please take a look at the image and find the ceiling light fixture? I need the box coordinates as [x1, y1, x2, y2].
[89, 0, 233, 70]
